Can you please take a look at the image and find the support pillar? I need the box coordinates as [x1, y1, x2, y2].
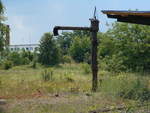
[90, 19, 99, 92]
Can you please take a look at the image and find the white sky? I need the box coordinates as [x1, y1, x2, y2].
[3, 0, 150, 44]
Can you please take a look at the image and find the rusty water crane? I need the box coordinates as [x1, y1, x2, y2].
[53, 18, 99, 92]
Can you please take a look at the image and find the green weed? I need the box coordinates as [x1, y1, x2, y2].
[41, 69, 54, 82]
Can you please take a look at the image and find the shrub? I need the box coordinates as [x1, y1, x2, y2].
[21, 57, 30, 65]
[31, 50, 38, 68]
[119, 78, 150, 102]
[64, 73, 75, 82]
[100, 74, 150, 102]
[66, 77, 75, 82]
[31, 59, 37, 69]
[100, 55, 126, 73]
[82, 63, 91, 74]
[8, 52, 22, 66]
[3, 60, 13, 70]
[20, 50, 34, 61]
[62, 55, 72, 64]
[6, 50, 33, 66]
[41, 69, 53, 82]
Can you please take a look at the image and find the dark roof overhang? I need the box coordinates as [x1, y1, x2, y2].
[102, 10, 150, 25]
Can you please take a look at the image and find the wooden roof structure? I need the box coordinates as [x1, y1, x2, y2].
[102, 10, 150, 25]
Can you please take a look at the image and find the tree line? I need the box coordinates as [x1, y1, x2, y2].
[0, 0, 150, 72]
[38, 23, 150, 73]
[0, 22, 150, 72]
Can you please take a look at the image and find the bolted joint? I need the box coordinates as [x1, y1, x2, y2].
[92, 40, 98, 45]
[90, 19, 99, 32]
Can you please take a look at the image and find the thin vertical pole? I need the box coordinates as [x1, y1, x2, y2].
[90, 19, 99, 92]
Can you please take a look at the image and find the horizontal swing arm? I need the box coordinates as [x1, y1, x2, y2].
[53, 26, 91, 36]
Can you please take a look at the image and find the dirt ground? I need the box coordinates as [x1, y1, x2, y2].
[0, 92, 149, 113]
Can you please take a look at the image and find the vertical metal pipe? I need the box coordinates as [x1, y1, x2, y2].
[90, 19, 99, 92]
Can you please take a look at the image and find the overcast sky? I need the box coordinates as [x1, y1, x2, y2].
[2, 0, 150, 45]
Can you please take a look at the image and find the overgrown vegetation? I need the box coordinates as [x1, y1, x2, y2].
[100, 73, 150, 102]
[41, 69, 54, 82]
[0, 0, 9, 56]
[0, 1, 149, 112]
[2, 60, 13, 70]
[99, 23, 150, 72]
[1, 23, 150, 73]
[0, 23, 149, 112]
[0, 63, 149, 113]
[0, 50, 34, 70]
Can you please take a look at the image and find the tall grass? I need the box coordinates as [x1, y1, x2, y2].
[81, 63, 91, 74]
[41, 69, 54, 82]
[100, 73, 150, 102]
[0, 63, 149, 113]
[0, 63, 91, 97]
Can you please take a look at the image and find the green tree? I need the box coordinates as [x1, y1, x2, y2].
[72, 30, 90, 38]
[0, 0, 9, 58]
[69, 36, 91, 63]
[99, 22, 150, 72]
[0, 0, 4, 52]
[56, 31, 90, 56]
[39, 33, 61, 66]
[56, 32, 73, 55]
[0, 0, 4, 20]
